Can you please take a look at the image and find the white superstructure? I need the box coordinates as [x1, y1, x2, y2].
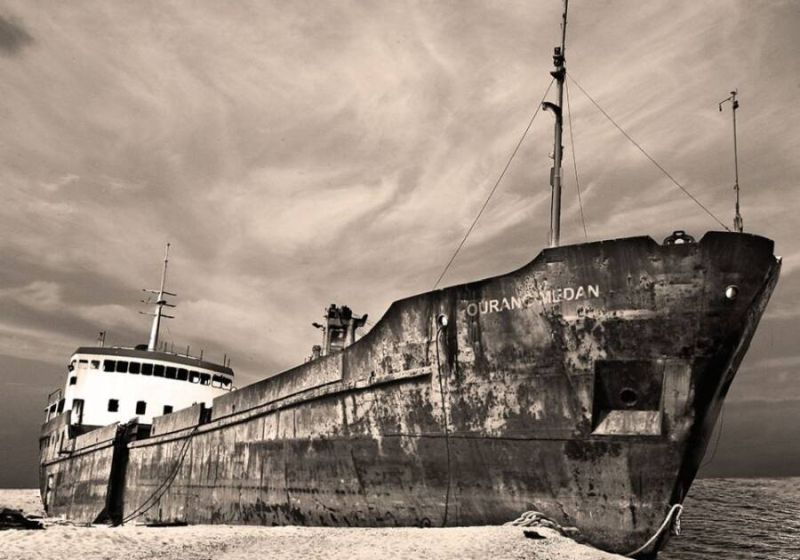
[43, 243, 235, 427]
[50, 347, 234, 426]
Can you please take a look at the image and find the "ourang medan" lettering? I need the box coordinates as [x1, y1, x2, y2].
[465, 284, 600, 317]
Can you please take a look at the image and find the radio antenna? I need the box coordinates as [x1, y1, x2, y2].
[719, 90, 743, 233]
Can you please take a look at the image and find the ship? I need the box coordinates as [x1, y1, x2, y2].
[38, 2, 781, 557]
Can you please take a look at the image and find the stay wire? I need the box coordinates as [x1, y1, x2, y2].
[565, 79, 588, 241]
[566, 72, 732, 232]
[432, 79, 555, 290]
[701, 403, 725, 469]
[434, 323, 452, 526]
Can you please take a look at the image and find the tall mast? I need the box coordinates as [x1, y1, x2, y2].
[543, 0, 569, 247]
[719, 89, 743, 232]
[144, 243, 176, 352]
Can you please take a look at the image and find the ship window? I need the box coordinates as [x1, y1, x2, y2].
[129, 362, 140, 374]
[90, 360, 100, 369]
[212, 375, 223, 388]
[177, 368, 188, 381]
[200, 373, 211, 386]
[72, 399, 84, 424]
[136, 401, 147, 415]
[163, 405, 173, 415]
[116, 361, 128, 373]
[165, 367, 177, 379]
[189, 371, 200, 383]
[154, 365, 165, 377]
[108, 399, 119, 412]
[69, 376, 77, 386]
[104, 360, 116, 372]
[57, 399, 65, 413]
[141, 363, 153, 375]
[78, 360, 88, 369]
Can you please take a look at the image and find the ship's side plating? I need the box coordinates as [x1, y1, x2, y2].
[39, 231, 779, 555]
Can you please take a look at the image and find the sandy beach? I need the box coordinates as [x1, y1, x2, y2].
[0, 489, 624, 560]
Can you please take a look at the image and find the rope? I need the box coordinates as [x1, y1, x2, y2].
[117, 425, 198, 525]
[625, 503, 684, 558]
[505, 510, 560, 530]
[565, 79, 588, 240]
[566, 73, 731, 232]
[504, 510, 581, 541]
[701, 403, 725, 469]
[434, 321, 452, 526]
[432, 79, 555, 289]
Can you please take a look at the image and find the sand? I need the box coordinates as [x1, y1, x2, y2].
[0, 489, 624, 560]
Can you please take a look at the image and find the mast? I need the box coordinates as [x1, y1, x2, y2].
[144, 243, 176, 352]
[719, 89, 743, 232]
[543, 0, 569, 247]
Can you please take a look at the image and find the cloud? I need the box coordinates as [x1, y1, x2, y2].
[0, 0, 797, 393]
[764, 307, 800, 321]
[746, 355, 800, 372]
[0, 14, 32, 55]
[0, 281, 62, 312]
[40, 173, 79, 193]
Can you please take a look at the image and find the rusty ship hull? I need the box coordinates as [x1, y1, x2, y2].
[39, 231, 780, 556]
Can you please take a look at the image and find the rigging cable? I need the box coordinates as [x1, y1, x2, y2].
[434, 319, 452, 526]
[700, 403, 725, 469]
[116, 425, 198, 525]
[432, 79, 555, 290]
[564, 79, 588, 240]
[566, 73, 732, 232]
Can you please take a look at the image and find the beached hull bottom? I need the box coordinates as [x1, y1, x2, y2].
[123, 433, 681, 550]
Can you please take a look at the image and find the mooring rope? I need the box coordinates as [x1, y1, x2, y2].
[625, 503, 684, 558]
[506, 503, 683, 558]
[505, 510, 562, 530]
[116, 425, 198, 525]
[701, 403, 726, 469]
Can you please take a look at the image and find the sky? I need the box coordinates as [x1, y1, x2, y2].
[0, 0, 798, 486]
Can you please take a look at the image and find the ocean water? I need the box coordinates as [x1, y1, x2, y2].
[660, 477, 800, 560]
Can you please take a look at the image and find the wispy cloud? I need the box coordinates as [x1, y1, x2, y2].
[0, 13, 32, 55]
[0, 0, 797, 396]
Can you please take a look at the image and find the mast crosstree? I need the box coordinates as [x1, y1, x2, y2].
[142, 243, 176, 352]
